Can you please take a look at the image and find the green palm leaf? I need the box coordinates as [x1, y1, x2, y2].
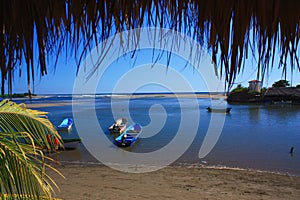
[0, 100, 63, 199]
[0, 100, 62, 150]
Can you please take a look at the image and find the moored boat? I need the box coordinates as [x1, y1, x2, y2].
[60, 138, 81, 150]
[62, 138, 81, 143]
[206, 106, 232, 113]
[108, 118, 127, 133]
[57, 118, 73, 131]
[115, 123, 142, 147]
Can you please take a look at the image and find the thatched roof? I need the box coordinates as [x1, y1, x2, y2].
[264, 87, 300, 97]
[1, 0, 300, 95]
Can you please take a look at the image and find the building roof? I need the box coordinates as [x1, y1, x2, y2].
[264, 87, 300, 96]
[248, 80, 261, 83]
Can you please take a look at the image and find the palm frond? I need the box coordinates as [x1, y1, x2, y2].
[0, 100, 64, 199]
[1, 0, 300, 94]
[0, 132, 62, 199]
[0, 100, 62, 150]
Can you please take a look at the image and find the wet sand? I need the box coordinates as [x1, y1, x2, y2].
[49, 165, 300, 200]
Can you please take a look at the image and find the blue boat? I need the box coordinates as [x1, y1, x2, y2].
[115, 123, 142, 147]
[57, 118, 73, 131]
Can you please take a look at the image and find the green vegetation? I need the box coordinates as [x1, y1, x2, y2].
[230, 84, 248, 93]
[230, 84, 262, 94]
[272, 80, 290, 87]
[248, 90, 260, 95]
[261, 87, 267, 94]
[1, 93, 37, 98]
[228, 84, 263, 103]
[228, 80, 300, 103]
[0, 100, 62, 199]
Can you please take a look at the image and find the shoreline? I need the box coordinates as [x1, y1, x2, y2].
[56, 160, 300, 177]
[49, 164, 300, 200]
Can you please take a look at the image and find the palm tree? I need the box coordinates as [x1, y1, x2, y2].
[0, 100, 62, 199]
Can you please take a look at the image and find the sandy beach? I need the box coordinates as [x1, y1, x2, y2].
[49, 164, 300, 200]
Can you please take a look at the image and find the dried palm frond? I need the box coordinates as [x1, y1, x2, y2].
[0, 0, 299, 94]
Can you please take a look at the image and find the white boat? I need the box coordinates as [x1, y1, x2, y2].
[57, 118, 73, 131]
[108, 118, 127, 133]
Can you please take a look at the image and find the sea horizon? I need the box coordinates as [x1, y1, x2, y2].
[31, 91, 227, 96]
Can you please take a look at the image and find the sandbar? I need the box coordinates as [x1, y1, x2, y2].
[113, 93, 227, 99]
[22, 93, 226, 108]
[26, 102, 79, 108]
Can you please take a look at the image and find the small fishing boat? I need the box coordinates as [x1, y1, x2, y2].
[57, 118, 73, 131]
[108, 118, 127, 134]
[61, 138, 81, 150]
[115, 123, 142, 147]
[46, 136, 80, 151]
[206, 107, 232, 113]
[62, 138, 81, 143]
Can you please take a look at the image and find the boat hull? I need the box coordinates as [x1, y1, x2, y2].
[115, 138, 136, 147]
[115, 123, 142, 147]
[60, 138, 81, 150]
[57, 118, 73, 131]
[206, 107, 231, 113]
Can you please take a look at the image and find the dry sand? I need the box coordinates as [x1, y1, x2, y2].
[49, 165, 300, 200]
[26, 102, 78, 108]
[24, 94, 226, 108]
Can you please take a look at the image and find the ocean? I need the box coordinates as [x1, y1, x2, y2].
[12, 94, 300, 175]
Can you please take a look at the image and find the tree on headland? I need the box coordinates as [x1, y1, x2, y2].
[272, 80, 290, 88]
[230, 84, 248, 93]
[0, 100, 63, 199]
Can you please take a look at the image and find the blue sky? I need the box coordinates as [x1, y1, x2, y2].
[11, 43, 300, 95]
